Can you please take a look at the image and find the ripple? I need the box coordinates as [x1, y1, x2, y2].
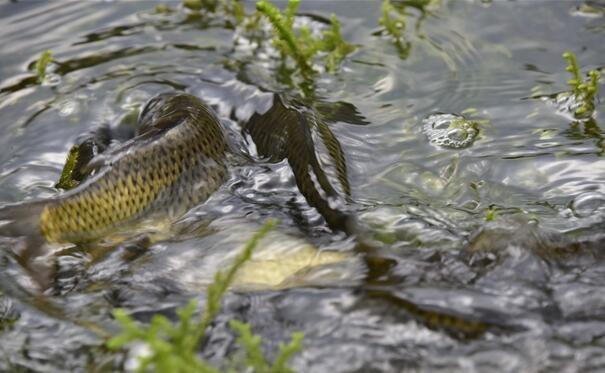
[56, 99, 78, 116]
[0, 1, 605, 372]
[570, 191, 605, 218]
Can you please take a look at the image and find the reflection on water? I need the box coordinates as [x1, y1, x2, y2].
[0, 0, 604, 371]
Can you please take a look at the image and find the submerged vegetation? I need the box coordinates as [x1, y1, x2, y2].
[183, 0, 245, 23]
[379, 0, 411, 58]
[377, 0, 441, 59]
[34, 50, 53, 83]
[175, 0, 356, 95]
[107, 220, 304, 372]
[229, 321, 304, 373]
[561, 51, 601, 118]
[256, 0, 355, 81]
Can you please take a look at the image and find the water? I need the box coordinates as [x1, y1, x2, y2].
[0, 0, 604, 371]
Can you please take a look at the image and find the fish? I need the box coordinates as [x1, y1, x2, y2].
[0, 92, 230, 286]
[0, 91, 384, 290]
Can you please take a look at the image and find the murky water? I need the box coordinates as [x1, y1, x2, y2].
[1, 0, 604, 371]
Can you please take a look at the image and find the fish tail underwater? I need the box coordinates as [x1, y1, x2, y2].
[0, 201, 51, 287]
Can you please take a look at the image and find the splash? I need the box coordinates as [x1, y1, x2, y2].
[422, 113, 479, 149]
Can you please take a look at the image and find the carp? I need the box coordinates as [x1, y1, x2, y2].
[0, 92, 230, 286]
[0, 90, 372, 289]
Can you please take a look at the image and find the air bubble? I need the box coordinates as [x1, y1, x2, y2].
[41, 73, 61, 87]
[570, 191, 605, 217]
[57, 100, 78, 117]
[422, 113, 479, 149]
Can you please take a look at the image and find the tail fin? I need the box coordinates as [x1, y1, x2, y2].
[0, 201, 45, 238]
[0, 201, 54, 290]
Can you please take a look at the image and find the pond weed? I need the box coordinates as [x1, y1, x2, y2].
[182, 0, 245, 24]
[107, 219, 303, 373]
[485, 205, 497, 222]
[34, 50, 53, 83]
[377, 0, 441, 59]
[229, 320, 303, 373]
[561, 51, 601, 118]
[256, 0, 355, 80]
[379, 0, 411, 59]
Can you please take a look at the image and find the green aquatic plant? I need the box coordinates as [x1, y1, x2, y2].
[196, 219, 277, 336]
[486, 206, 497, 222]
[562, 51, 601, 117]
[229, 320, 304, 373]
[108, 301, 218, 373]
[154, 4, 175, 14]
[107, 219, 302, 372]
[322, 14, 356, 73]
[182, 0, 244, 23]
[256, 0, 355, 80]
[34, 50, 53, 83]
[377, 0, 442, 60]
[183, 0, 208, 12]
[221, 0, 246, 24]
[379, 0, 411, 58]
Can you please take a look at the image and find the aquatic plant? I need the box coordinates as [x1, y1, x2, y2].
[561, 51, 601, 117]
[221, 0, 246, 24]
[377, 0, 442, 59]
[182, 0, 245, 23]
[378, 0, 411, 58]
[34, 50, 53, 83]
[256, 0, 355, 80]
[154, 4, 175, 14]
[107, 219, 303, 372]
[229, 320, 304, 373]
[183, 0, 208, 12]
[485, 206, 497, 222]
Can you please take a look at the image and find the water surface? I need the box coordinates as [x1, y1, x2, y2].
[1, 0, 605, 371]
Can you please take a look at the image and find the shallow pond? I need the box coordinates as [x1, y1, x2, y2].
[1, 0, 605, 372]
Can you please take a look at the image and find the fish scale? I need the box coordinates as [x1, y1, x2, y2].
[39, 93, 229, 244]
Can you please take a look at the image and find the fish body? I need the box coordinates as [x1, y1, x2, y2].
[6, 93, 229, 245]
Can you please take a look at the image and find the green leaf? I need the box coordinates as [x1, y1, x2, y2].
[230, 320, 270, 372]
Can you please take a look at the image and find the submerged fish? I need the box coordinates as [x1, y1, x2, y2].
[0, 92, 230, 284]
